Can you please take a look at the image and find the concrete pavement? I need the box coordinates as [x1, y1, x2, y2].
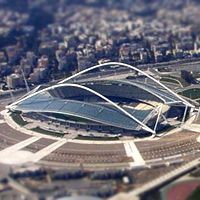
[0, 137, 67, 165]
[123, 140, 145, 168]
[0, 136, 41, 155]
[31, 139, 67, 162]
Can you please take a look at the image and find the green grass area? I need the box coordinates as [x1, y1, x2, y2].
[76, 135, 119, 141]
[160, 77, 180, 85]
[10, 112, 28, 126]
[178, 88, 200, 100]
[187, 187, 200, 200]
[31, 127, 65, 138]
[161, 75, 190, 87]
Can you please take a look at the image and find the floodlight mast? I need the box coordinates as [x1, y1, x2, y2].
[20, 65, 30, 93]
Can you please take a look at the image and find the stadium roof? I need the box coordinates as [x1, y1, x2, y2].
[8, 62, 194, 134]
[16, 91, 155, 131]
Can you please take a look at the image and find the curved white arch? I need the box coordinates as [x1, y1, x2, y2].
[8, 83, 155, 134]
[59, 62, 193, 107]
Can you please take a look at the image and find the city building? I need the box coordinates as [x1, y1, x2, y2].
[6, 73, 23, 89]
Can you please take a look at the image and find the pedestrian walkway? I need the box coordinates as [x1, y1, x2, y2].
[0, 136, 42, 164]
[0, 137, 67, 164]
[31, 139, 67, 162]
[183, 124, 200, 135]
[123, 140, 145, 168]
[0, 136, 41, 155]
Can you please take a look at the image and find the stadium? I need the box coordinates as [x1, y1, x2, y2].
[7, 62, 195, 137]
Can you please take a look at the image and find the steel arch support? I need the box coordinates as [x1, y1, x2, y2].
[8, 83, 155, 134]
[59, 62, 194, 107]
